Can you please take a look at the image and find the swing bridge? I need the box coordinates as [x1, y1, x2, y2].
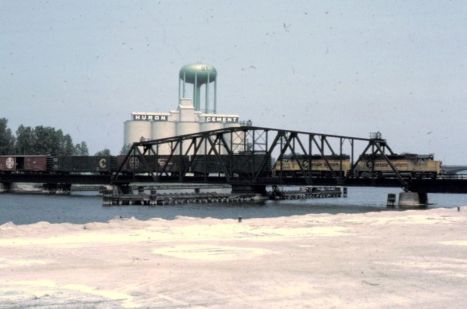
[111, 126, 467, 195]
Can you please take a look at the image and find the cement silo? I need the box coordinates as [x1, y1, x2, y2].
[124, 120, 151, 146]
[179, 63, 217, 113]
[223, 122, 243, 153]
[200, 120, 223, 133]
[176, 121, 200, 137]
[151, 119, 176, 155]
[176, 98, 200, 154]
[199, 116, 224, 154]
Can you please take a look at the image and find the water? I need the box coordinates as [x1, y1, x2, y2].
[1, 187, 466, 225]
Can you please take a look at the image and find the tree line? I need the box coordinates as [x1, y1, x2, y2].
[0, 118, 110, 156]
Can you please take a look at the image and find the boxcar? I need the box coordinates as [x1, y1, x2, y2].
[24, 156, 49, 171]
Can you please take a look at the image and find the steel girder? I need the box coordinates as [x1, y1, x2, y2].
[112, 126, 405, 187]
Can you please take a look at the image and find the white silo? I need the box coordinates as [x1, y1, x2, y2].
[177, 121, 200, 136]
[199, 115, 223, 154]
[151, 120, 176, 155]
[223, 122, 243, 153]
[177, 122, 200, 155]
[200, 120, 224, 133]
[176, 98, 200, 155]
[124, 120, 152, 146]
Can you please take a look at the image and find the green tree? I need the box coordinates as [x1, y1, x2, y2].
[94, 148, 111, 156]
[15, 125, 35, 154]
[62, 134, 75, 156]
[15, 125, 88, 156]
[0, 118, 15, 154]
[74, 141, 89, 155]
[120, 144, 132, 155]
[33, 126, 71, 155]
[33, 126, 58, 155]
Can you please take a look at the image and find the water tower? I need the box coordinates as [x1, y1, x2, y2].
[179, 63, 217, 113]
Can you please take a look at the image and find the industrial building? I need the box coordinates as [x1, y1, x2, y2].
[123, 63, 245, 154]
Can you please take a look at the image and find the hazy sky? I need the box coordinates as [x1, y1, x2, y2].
[1, 1, 467, 163]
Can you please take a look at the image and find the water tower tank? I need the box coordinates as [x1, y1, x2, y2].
[179, 63, 217, 113]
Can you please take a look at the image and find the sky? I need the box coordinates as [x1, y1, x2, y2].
[1, 0, 467, 163]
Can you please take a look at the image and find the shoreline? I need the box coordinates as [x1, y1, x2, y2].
[1, 207, 467, 307]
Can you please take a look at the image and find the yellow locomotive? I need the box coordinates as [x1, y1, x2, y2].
[354, 153, 441, 178]
[273, 153, 441, 178]
[273, 155, 351, 177]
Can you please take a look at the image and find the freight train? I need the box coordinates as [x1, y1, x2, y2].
[0, 155, 117, 174]
[272, 153, 441, 178]
[0, 154, 271, 177]
[0, 152, 441, 179]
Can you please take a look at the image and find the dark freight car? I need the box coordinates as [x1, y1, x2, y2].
[155, 156, 189, 174]
[232, 154, 271, 175]
[116, 155, 156, 173]
[52, 156, 115, 173]
[191, 156, 227, 174]
[116, 155, 189, 174]
[191, 154, 271, 176]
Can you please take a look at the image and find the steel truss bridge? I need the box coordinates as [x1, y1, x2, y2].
[111, 126, 467, 194]
[1, 126, 467, 194]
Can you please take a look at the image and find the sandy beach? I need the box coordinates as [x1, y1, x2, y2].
[1, 207, 467, 308]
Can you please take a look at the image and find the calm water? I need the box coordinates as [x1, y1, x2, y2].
[1, 187, 466, 225]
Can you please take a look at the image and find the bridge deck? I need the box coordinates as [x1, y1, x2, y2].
[2, 173, 467, 193]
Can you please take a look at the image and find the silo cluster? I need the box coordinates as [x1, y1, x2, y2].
[123, 63, 245, 155]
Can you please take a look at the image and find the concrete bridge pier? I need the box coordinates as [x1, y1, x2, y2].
[231, 184, 267, 195]
[43, 183, 72, 195]
[231, 184, 269, 203]
[398, 191, 428, 208]
[112, 184, 133, 195]
[0, 182, 12, 193]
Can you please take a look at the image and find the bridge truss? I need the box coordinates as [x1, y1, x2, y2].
[113, 126, 407, 188]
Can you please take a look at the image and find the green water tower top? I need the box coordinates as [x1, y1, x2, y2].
[179, 63, 218, 113]
[179, 63, 217, 84]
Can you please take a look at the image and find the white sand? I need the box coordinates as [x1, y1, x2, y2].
[1, 207, 467, 308]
